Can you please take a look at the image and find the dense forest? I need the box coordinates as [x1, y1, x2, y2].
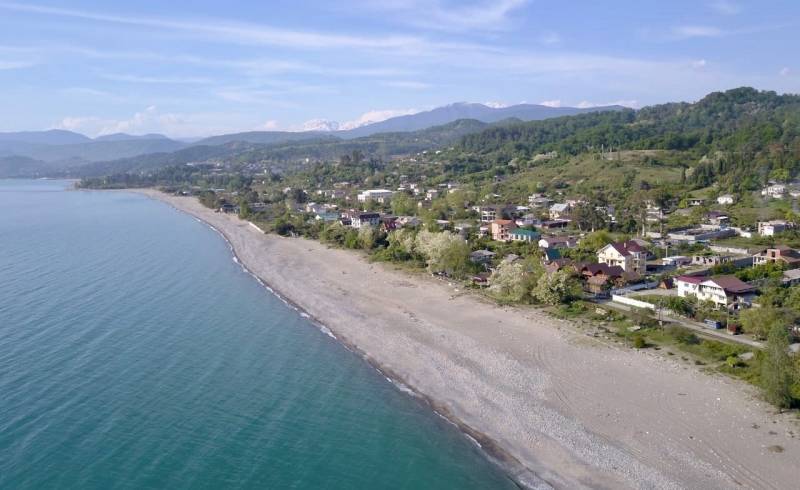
[456, 88, 800, 192]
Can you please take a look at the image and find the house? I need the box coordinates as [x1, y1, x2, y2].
[357, 189, 393, 203]
[705, 211, 729, 226]
[717, 194, 735, 205]
[782, 269, 800, 286]
[596, 240, 648, 274]
[542, 248, 562, 263]
[345, 211, 381, 228]
[676, 275, 756, 309]
[675, 275, 703, 298]
[219, 203, 238, 213]
[752, 246, 800, 268]
[687, 198, 705, 206]
[757, 220, 793, 236]
[692, 254, 732, 266]
[528, 194, 554, 208]
[380, 216, 399, 231]
[315, 211, 341, 222]
[544, 258, 572, 275]
[761, 184, 786, 199]
[490, 219, 517, 241]
[549, 203, 571, 220]
[510, 228, 541, 242]
[425, 189, 439, 201]
[662, 255, 692, 267]
[395, 216, 421, 228]
[470, 250, 496, 265]
[516, 214, 540, 227]
[576, 263, 630, 293]
[540, 219, 570, 229]
[539, 236, 578, 249]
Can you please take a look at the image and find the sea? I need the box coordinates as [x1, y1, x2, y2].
[0, 179, 517, 489]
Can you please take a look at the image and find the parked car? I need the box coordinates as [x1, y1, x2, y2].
[727, 323, 742, 335]
[704, 319, 723, 329]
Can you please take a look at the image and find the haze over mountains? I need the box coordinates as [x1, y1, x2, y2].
[0, 102, 623, 177]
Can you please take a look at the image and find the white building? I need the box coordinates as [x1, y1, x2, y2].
[357, 189, 393, 203]
[716, 194, 735, 205]
[675, 275, 755, 309]
[549, 203, 570, 220]
[596, 241, 647, 274]
[758, 220, 793, 236]
[761, 184, 786, 199]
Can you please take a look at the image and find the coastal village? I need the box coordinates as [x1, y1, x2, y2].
[195, 159, 800, 355]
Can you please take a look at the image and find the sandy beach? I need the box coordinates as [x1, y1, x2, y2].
[139, 190, 799, 489]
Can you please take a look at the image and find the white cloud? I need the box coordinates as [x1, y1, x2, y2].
[670, 25, 724, 40]
[363, 0, 529, 32]
[0, 59, 34, 69]
[257, 120, 280, 131]
[484, 101, 510, 108]
[382, 80, 431, 90]
[54, 106, 255, 138]
[780, 67, 791, 76]
[710, 0, 741, 15]
[0, 2, 422, 51]
[339, 108, 420, 130]
[540, 31, 561, 45]
[99, 73, 214, 84]
[299, 119, 340, 132]
[691, 59, 708, 69]
[539, 99, 562, 108]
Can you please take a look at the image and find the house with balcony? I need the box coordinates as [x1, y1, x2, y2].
[675, 275, 756, 309]
[596, 240, 648, 274]
[357, 189, 393, 203]
[490, 219, 517, 241]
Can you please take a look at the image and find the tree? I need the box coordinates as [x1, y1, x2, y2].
[761, 324, 793, 409]
[533, 270, 580, 305]
[391, 192, 416, 216]
[415, 230, 471, 278]
[490, 261, 529, 302]
[740, 306, 787, 340]
[358, 225, 377, 250]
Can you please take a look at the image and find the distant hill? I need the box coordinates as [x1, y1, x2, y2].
[0, 129, 91, 145]
[193, 131, 337, 147]
[94, 133, 170, 142]
[339, 102, 626, 138]
[0, 155, 50, 177]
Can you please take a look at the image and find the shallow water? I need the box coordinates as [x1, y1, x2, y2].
[0, 180, 517, 489]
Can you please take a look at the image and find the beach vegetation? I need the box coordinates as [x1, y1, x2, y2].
[761, 324, 794, 409]
[533, 270, 581, 305]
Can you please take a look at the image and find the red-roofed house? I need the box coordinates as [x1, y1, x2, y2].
[597, 240, 647, 274]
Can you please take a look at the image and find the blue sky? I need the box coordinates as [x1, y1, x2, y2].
[0, 0, 797, 137]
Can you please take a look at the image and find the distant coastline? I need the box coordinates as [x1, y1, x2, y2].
[132, 188, 800, 490]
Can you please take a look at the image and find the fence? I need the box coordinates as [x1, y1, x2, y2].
[611, 295, 656, 310]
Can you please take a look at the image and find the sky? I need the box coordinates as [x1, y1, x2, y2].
[0, 0, 797, 138]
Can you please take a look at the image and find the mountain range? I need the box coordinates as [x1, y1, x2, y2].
[0, 102, 623, 177]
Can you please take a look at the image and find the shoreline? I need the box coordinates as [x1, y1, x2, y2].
[132, 189, 800, 490]
[141, 192, 542, 488]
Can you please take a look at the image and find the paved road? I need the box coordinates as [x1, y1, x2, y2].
[592, 298, 764, 350]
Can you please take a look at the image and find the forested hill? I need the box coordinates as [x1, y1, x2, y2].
[457, 87, 800, 191]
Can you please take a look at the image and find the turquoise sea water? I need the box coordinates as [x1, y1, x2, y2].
[0, 180, 516, 489]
